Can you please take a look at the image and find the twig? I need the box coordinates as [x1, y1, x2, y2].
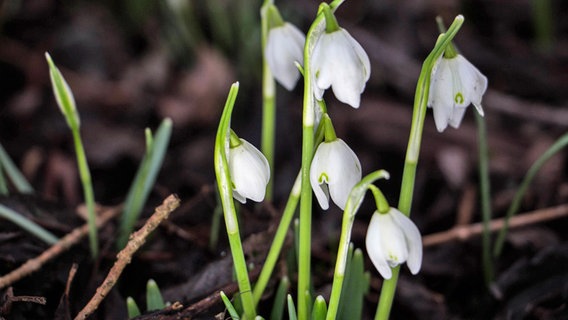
[0, 206, 121, 289]
[74, 194, 180, 320]
[1, 287, 46, 315]
[423, 204, 568, 247]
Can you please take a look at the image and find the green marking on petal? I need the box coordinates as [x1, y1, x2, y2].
[319, 173, 329, 184]
[454, 92, 464, 104]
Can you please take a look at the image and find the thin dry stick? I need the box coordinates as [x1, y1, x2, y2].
[0, 206, 121, 289]
[74, 194, 180, 320]
[423, 203, 568, 247]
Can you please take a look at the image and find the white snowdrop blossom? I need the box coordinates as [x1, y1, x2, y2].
[310, 139, 362, 210]
[365, 208, 422, 279]
[428, 54, 488, 132]
[312, 28, 370, 108]
[265, 22, 306, 91]
[228, 139, 270, 204]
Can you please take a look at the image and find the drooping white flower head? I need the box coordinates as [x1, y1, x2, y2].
[265, 22, 305, 91]
[228, 138, 270, 204]
[365, 208, 423, 279]
[312, 28, 371, 108]
[428, 54, 488, 132]
[310, 139, 362, 210]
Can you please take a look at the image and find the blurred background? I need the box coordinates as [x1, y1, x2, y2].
[0, 0, 567, 319]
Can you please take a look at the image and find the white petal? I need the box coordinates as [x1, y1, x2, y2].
[310, 144, 331, 210]
[430, 58, 454, 132]
[390, 208, 423, 275]
[310, 139, 361, 210]
[312, 33, 334, 93]
[456, 55, 488, 116]
[311, 29, 370, 108]
[232, 190, 247, 204]
[326, 140, 361, 210]
[266, 23, 305, 91]
[229, 139, 270, 203]
[366, 212, 392, 279]
[448, 105, 467, 129]
[448, 58, 471, 109]
[427, 56, 442, 108]
[376, 212, 409, 268]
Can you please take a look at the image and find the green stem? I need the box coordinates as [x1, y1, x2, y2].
[475, 112, 494, 285]
[321, 4, 340, 33]
[298, 2, 344, 317]
[493, 132, 568, 257]
[326, 170, 390, 320]
[261, 2, 277, 202]
[214, 83, 256, 319]
[252, 173, 300, 305]
[369, 185, 390, 214]
[71, 128, 98, 258]
[321, 114, 337, 142]
[375, 15, 464, 320]
[374, 267, 400, 320]
[253, 116, 326, 306]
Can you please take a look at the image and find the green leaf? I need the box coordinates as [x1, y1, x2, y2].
[45, 52, 80, 129]
[287, 294, 297, 320]
[270, 276, 290, 320]
[221, 291, 240, 320]
[0, 204, 58, 245]
[126, 297, 141, 319]
[338, 248, 368, 320]
[311, 296, 327, 320]
[117, 118, 172, 248]
[146, 279, 165, 311]
[0, 165, 7, 195]
[0, 143, 34, 194]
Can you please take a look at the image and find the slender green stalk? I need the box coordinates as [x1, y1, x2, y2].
[475, 112, 494, 285]
[46, 53, 98, 258]
[253, 173, 300, 305]
[260, 0, 276, 201]
[214, 82, 256, 319]
[374, 266, 400, 320]
[0, 143, 34, 194]
[494, 132, 568, 257]
[326, 171, 390, 320]
[375, 16, 464, 320]
[251, 116, 328, 306]
[71, 129, 98, 258]
[0, 204, 59, 245]
[297, 2, 343, 317]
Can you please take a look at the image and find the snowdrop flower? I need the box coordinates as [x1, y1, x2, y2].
[365, 208, 422, 279]
[310, 139, 361, 210]
[228, 138, 270, 204]
[311, 28, 370, 108]
[265, 22, 305, 91]
[428, 54, 488, 132]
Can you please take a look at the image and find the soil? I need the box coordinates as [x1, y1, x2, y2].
[1, 1, 567, 319]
